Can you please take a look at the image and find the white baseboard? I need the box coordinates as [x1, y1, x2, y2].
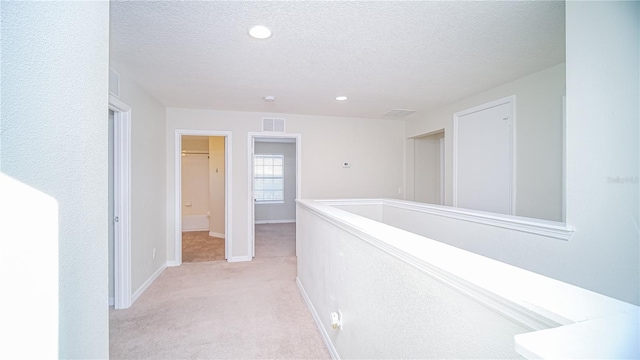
[166, 260, 180, 267]
[228, 256, 252, 262]
[182, 228, 209, 232]
[254, 219, 296, 225]
[296, 277, 340, 360]
[208, 231, 225, 238]
[131, 263, 166, 304]
[109, 297, 114, 307]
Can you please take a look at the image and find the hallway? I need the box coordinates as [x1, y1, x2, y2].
[109, 224, 328, 359]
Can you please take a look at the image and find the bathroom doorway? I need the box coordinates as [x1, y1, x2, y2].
[180, 135, 226, 262]
[174, 130, 231, 265]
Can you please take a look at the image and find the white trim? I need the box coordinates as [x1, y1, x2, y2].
[208, 231, 225, 238]
[319, 198, 574, 241]
[248, 132, 302, 259]
[228, 256, 252, 263]
[562, 95, 567, 222]
[254, 219, 296, 225]
[131, 263, 166, 304]
[181, 228, 209, 232]
[108, 297, 114, 307]
[175, 130, 232, 264]
[296, 278, 341, 360]
[166, 260, 180, 267]
[439, 136, 445, 205]
[453, 95, 516, 215]
[109, 95, 132, 310]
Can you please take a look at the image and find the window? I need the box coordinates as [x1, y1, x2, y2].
[254, 154, 284, 202]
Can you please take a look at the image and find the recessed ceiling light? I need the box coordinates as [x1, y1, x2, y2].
[263, 95, 276, 102]
[336, 96, 348, 101]
[249, 25, 272, 39]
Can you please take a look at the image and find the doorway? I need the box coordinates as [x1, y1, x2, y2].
[174, 130, 232, 265]
[413, 130, 445, 205]
[108, 95, 132, 309]
[180, 135, 226, 263]
[248, 133, 302, 258]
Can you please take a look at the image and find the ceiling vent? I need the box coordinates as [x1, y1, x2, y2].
[384, 109, 417, 118]
[262, 117, 286, 133]
[109, 68, 120, 98]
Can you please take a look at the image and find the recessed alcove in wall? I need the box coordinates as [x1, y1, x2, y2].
[412, 130, 444, 205]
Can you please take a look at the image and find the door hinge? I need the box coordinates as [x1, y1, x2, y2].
[114, 216, 119, 223]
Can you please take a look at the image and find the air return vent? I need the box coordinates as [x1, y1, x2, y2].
[109, 68, 120, 97]
[384, 109, 417, 118]
[262, 117, 286, 132]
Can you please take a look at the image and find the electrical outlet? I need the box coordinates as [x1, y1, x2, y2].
[152, 248, 156, 259]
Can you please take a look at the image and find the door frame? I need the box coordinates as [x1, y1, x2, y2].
[108, 95, 132, 309]
[247, 132, 302, 258]
[174, 130, 232, 264]
[452, 95, 516, 215]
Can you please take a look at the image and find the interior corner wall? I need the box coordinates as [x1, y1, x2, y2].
[166, 109, 405, 261]
[1, 1, 110, 357]
[110, 66, 167, 295]
[406, 63, 566, 221]
[254, 142, 297, 223]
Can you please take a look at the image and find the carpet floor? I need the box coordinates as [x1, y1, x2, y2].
[110, 223, 329, 360]
[182, 231, 225, 263]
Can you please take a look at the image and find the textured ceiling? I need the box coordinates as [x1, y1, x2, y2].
[110, 1, 565, 120]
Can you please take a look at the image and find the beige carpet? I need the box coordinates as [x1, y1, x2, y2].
[110, 223, 329, 360]
[254, 223, 296, 258]
[182, 231, 225, 263]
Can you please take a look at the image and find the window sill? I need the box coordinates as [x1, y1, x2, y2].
[255, 201, 285, 205]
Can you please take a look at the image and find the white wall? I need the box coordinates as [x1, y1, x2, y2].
[166, 108, 405, 261]
[255, 141, 297, 223]
[407, 63, 565, 221]
[564, 1, 639, 305]
[111, 67, 167, 296]
[181, 155, 210, 217]
[0, 1, 109, 357]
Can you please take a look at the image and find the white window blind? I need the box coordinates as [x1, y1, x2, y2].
[254, 154, 284, 202]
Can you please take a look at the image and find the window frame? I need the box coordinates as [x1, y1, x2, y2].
[253, 153, 285, 204]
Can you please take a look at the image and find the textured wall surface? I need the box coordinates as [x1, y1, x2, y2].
[1, 2, 110, 357]
[296, 205, 528, 359]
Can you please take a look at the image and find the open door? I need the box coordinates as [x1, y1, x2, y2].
[248, 133, 301, 258]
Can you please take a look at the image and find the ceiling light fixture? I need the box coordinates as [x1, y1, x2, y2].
[249, 25, 272, 39]
[263, 95, 276, 102]
[335, 96, 348, 101]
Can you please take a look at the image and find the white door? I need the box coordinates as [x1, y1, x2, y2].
[454, 97, 514, 215]
[108, 110, 115, 307]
